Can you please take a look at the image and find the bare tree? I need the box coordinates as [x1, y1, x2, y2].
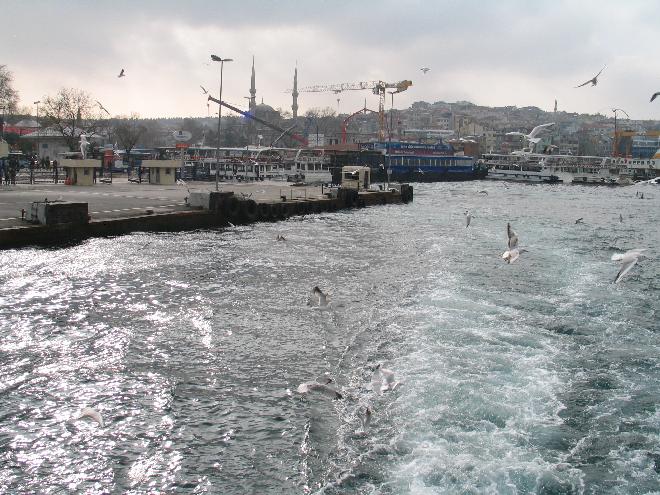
[41, 88, 103, 151]
[0, 65, 19, 113]
[113, 114, 146, 164]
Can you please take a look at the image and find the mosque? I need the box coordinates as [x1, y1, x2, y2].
[244, 56, 299, 147]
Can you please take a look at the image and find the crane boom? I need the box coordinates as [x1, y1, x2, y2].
[208, 95, 308, 146]
[294, 80, 412, 95]
[289, 79, 412, 140]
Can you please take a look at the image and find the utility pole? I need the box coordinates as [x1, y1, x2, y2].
[211, 54, 233, 190]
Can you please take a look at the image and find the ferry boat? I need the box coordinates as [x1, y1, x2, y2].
[364, 141, 486, 182]
[287, 149, 332, 184]
[179, 146, 295, 181]
[479, 150, 659, 185]
[481, 151, 561, 183]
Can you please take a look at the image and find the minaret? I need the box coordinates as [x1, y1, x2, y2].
[249, 55, 256, 114]
[292, 64, 299, 119]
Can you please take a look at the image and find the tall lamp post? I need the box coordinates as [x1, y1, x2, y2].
[612, 108, 630, 157]
[0, 104, 5, 142]
[211, 54, 233, 191]
[33, 100, 41, 159]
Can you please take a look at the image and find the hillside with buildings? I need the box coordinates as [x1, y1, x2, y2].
[4, 99, 660, 159]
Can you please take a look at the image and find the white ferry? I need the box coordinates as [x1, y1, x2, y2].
[481, 150, 660, 185]
[288, 149, 332, 184]
[480, 151, 561, 183]
[180, 146, 295, 181]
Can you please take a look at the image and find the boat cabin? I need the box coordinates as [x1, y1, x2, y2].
[341, 166, 370, 190]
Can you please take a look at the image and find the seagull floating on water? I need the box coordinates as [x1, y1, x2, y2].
[118, 69, 125, 78]
[575, 66, 605, 88]
[78, 407, 104, 427]
[358, 405, 373, 433]
[619, 213, 623, 223]
[502, 223, 521, 264]
[310, 286, 328, 306]
[297, 377, 343, 399]
[612, 248, 646, 283]
[465, 210, 472, 228]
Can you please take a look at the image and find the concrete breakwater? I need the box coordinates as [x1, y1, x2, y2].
[0, 185, 413, 249]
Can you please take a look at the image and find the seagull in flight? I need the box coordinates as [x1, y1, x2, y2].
[612, 249, 646, 283]
[200, 85, 208, 94]
[506, 123, 555, 146]
[118, 69, 125, 78]
[297, 377, 343, 399]
[95, 101, 110, 115]
[651, 92, 660, 102]
[370, 364, 401, 393]
[575, 217, 584, 224]
[502, 223, 521, 264]
[420, 67, 430, 74]
[575, 66, 606, 88]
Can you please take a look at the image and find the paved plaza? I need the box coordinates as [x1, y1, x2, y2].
[0, 179, 325, 229]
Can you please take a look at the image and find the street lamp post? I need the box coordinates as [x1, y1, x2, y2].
[33, 100, 41, 159]
[211, 54, 233, 191]
[0, 104, 5, 142]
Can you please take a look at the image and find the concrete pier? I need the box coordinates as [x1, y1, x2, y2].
[0, 178, 412, 248]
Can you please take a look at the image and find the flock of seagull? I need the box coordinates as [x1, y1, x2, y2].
[294, 285, 403, 432]
[72, 282, 402, 432]
[74, 63, 652, 433]
[462, 205, 648, 283]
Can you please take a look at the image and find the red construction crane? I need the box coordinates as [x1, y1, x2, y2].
[341, 103, 379, 144]
[292, 79, 412, 140]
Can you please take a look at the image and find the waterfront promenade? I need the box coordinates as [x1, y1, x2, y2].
[0, 179, 326, 230]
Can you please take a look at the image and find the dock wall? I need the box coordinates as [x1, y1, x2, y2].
[0, 186, 413, 249]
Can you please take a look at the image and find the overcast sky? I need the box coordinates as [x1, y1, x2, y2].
[4, 0, 660, 120]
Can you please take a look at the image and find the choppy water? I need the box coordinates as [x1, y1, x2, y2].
[0, 181, 658, 494]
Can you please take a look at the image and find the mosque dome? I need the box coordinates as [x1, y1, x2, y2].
[255, 102, 276, 114]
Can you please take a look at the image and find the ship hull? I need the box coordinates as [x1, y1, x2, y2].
[372, 165, 487, 182]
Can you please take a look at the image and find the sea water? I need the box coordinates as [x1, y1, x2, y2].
[0, 181, 658, 494]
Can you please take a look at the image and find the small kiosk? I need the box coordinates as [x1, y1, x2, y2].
[61, 159, 98, 186]
[142, 160, 179, 185]
[341, 166, 371, 191]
